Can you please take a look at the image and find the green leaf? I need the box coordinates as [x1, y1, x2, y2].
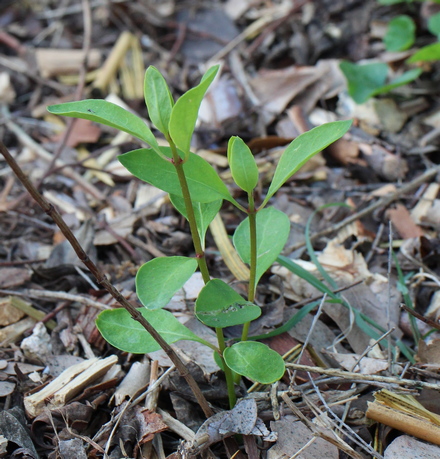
[340, 61, 388, 104]
[195, 279, 261, 327]
[119, 147, 237, 204]
[340, 61, 421, 104]
[224, 341, 285, 384]
[428, 12, 440, 37]
[227, 137, 259, 193]
[136, 256, 197, 309]
[377, 0, 408, 3]
[262, 121, 352, 206]
[233, 207, 290, 284]
[47, 99, 160, 153]
[373, 68, 422, 95]
[384, 15, 415, 51]
[407, 43, 440, 63]
[96, 308, 208, 353]
[144, 66, 174, 135]
[169, 66, 219, 158]
[277, 255, 337, 299]
[170, 195, 222, 249]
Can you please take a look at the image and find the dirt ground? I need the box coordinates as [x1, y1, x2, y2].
[1, 0, 440, 458]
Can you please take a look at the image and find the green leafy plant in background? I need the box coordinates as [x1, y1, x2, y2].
[340, 1, 440, 103]
[47, 65, 351, 407]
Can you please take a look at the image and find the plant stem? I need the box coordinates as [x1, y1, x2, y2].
[215, 327, 237, 408]
[241, 192, 257, 342]
[168, 140, 237, 407]
[168, 141, 210, 284]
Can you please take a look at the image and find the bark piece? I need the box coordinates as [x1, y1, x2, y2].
[24, 355, 118, 417]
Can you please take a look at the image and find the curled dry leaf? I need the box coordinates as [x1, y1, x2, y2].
[180, 398, 276, 457]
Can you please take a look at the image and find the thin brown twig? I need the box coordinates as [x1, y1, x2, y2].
[0, 140, 214, 419]
[400, 303, 440, 331]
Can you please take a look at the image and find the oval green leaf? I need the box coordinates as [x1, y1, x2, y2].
[136, 256, 197, 309]
[262, 120, 352, 206]
[144, 66, 174, 135]
[384, 15, 415, 52]
[169, 65, 219, 158]
[96, 308, 208, 353]
[224, 341, 285, 384]
[233, 207, 290, 285]
[227, 137, 259, 193]
[170, 195, 222, 250]
[195, 279, 261, 327]
[118, 147, 237, 204]
[47, 99, 160, 153]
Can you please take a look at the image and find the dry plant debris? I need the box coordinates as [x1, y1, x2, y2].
[1, 0, 440, 458]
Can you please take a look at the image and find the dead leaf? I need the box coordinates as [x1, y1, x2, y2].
[182, 398, 276, 456]
[51, 118, 102, 147]
[386, 203, 424, 239]
[268, 419, 339, 459]
[138, 410, 169, 444]
[384, 435, 440, 459]
[250, 66, 325, 121]
[417, 339, 440, 365]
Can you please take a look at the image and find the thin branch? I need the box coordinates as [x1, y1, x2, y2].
[0, 140, 213, 419]
[286, 363, 440, 391]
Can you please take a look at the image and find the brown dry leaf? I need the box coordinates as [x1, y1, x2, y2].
[268, 419, 338, 459]
[386, 203, 424, 239]
[327, 138, 360, 166]
[51, 118, 102, 147]
[323, 351, 390, 374]
[0, 267, 31, 289]
[250, 65, 325, 121]
[138, 410, 169, 444]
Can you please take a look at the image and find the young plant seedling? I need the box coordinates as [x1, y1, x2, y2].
[48, 65, 352, 407]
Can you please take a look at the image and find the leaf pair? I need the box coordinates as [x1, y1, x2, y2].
[48, 66, 219, 162]
[145, 66, 218, 158]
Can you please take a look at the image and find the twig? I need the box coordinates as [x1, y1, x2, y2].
[400, 303, 440, 331]
[0, 140, 214, 419]
[286, 363, 440, 391]
[292, 294, 327, 382]
[287, 166, 440, 252]
[0, 288, 110, 310]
